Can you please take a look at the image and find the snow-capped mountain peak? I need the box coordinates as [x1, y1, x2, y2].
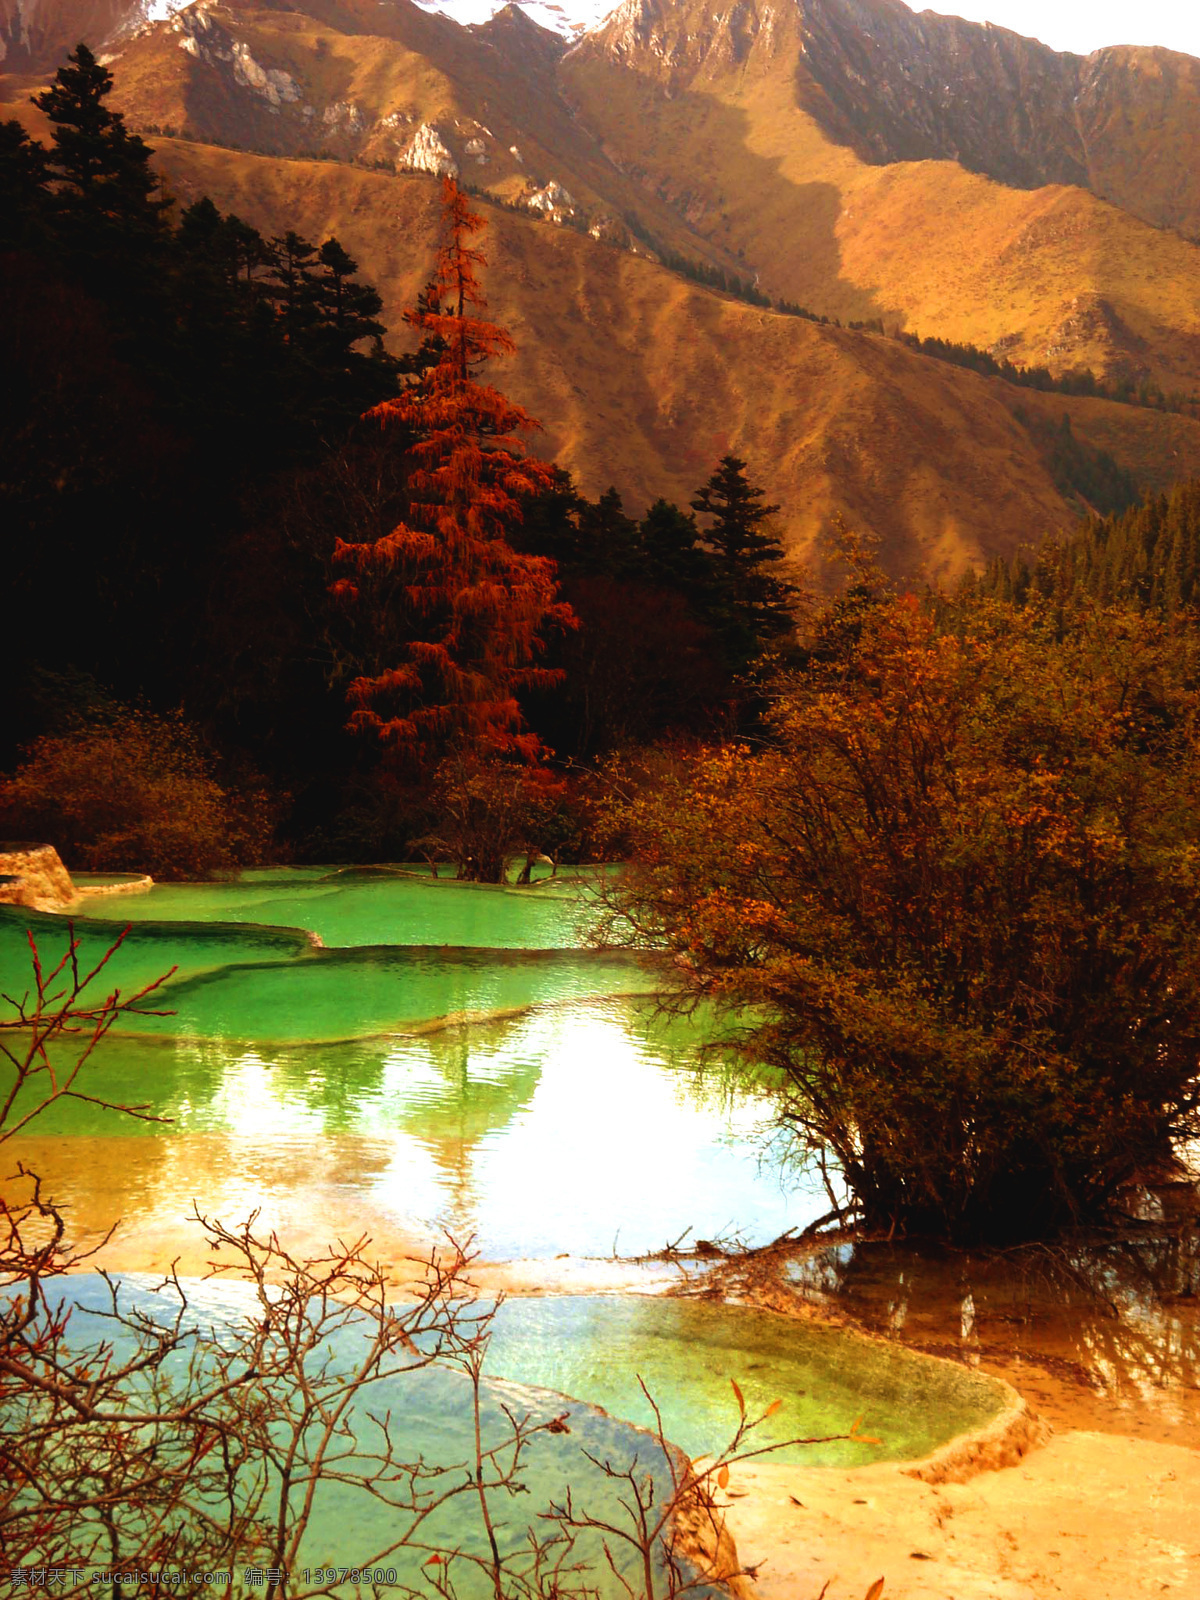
[410, 0, 618, 42]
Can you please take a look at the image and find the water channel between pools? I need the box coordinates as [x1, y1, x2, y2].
[1, 868, 1010, 1583]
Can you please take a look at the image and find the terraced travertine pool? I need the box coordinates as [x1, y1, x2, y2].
[1, 868, 1010, 1591]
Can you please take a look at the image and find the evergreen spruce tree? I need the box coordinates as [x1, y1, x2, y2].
[0, 120, 50, 250]
[34, 44, 170, 290]
[510, 466, 586, 570]
[308, 237, 396, 414]
[979, 478, 1200, 622]
[314, 238, 387, 347]
[576, 486, 640, 578]
[172, 199, 288, 449]
[263, 229, 397, 430]
[691, 454, 797, 664]
[638, 498, 712, 600]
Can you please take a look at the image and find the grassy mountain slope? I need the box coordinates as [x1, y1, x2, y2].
[9, 0, 1200, 582]
[131, 140, 1200, 577]
[562, 0, 1200, 389]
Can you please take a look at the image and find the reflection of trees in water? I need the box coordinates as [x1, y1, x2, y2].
[84, 1022, 547, 1242]
[626, 1003, 781, 1110]
[161, 1018, 544, 1145]
[390, 1022, 544, 1147]
[787, 1228, 1200, 1401]
[383, 1023, 544, 1239]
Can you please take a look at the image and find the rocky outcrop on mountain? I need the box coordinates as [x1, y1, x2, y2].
[791, 0, 1200, 237]
[169, 6, 302, 111]
[7, 0, 1200, 392]
[9, 0, 1200, 246]
[791, 0, 1090, 190]
[525, 176, 575, 218]
[401, 121, 458, 176]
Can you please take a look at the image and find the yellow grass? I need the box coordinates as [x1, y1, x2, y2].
[562, 29, 1200, 390]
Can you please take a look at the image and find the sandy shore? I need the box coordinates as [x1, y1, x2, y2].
[722, 1431, 1200, 1599]
[712, 1245, 1200, 1600]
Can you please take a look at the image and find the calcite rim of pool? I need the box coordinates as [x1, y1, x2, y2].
[477, 1286, 1028, 1475]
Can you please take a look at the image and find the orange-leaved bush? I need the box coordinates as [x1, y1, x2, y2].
[601, 588, 1200, 1243]
[0, 709, 276, 880]
[331, 178, 574, 765]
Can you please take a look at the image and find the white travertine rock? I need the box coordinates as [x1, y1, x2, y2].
[0, 845, 77, 911]
[231, 40, 301, 104]
[525, 178, 576, 217]
[400, 122, 459, 177]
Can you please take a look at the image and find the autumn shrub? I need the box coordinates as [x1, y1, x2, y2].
[603, 591, 1200, 1243]
[416, 748, 584, 881]
[0, 709, 276, 880]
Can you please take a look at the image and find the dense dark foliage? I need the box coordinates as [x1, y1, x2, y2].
[976, 477, 1200, 618]
[2, 51, 797, 863]
[1013, 407, 1139, 517]
[2, 49, 399, 772]
[511, 463, 802, 755]
[897, 330, 1200, 418]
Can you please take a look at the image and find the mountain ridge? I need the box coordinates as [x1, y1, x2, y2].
[12, 0, 1195, 396]
[86, 138, 1200, 577]
[8, 0, 1200, 580]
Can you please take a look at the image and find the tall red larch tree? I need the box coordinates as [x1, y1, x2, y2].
[331, 178, 574, 763]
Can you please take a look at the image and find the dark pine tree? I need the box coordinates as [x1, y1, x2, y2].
[0, 120, 50, 249]
[264, 229, 399, 434]
[33, 44, 171, 305]
[308, 237, 396, 416]
[691, 454, 797, 665]
[576, 486, 640, 579]
[510, 466, 587, 570]
[638, 497, 713, 602]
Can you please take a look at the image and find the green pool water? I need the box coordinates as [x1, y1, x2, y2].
[6, 999, 805, 1259]
[0, 903, 316, 1001]
[2, 902, 650, 1045]
[18, 1275, 1006, 1589]
[19, 1275, 714, 1599]
[118, 945, 651, 1044]
[3, 865, 1010, 1575]
[21, 1273, 1017, 1574]
[3, 876, 817, 1259]
[73, 865, 597, 949]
